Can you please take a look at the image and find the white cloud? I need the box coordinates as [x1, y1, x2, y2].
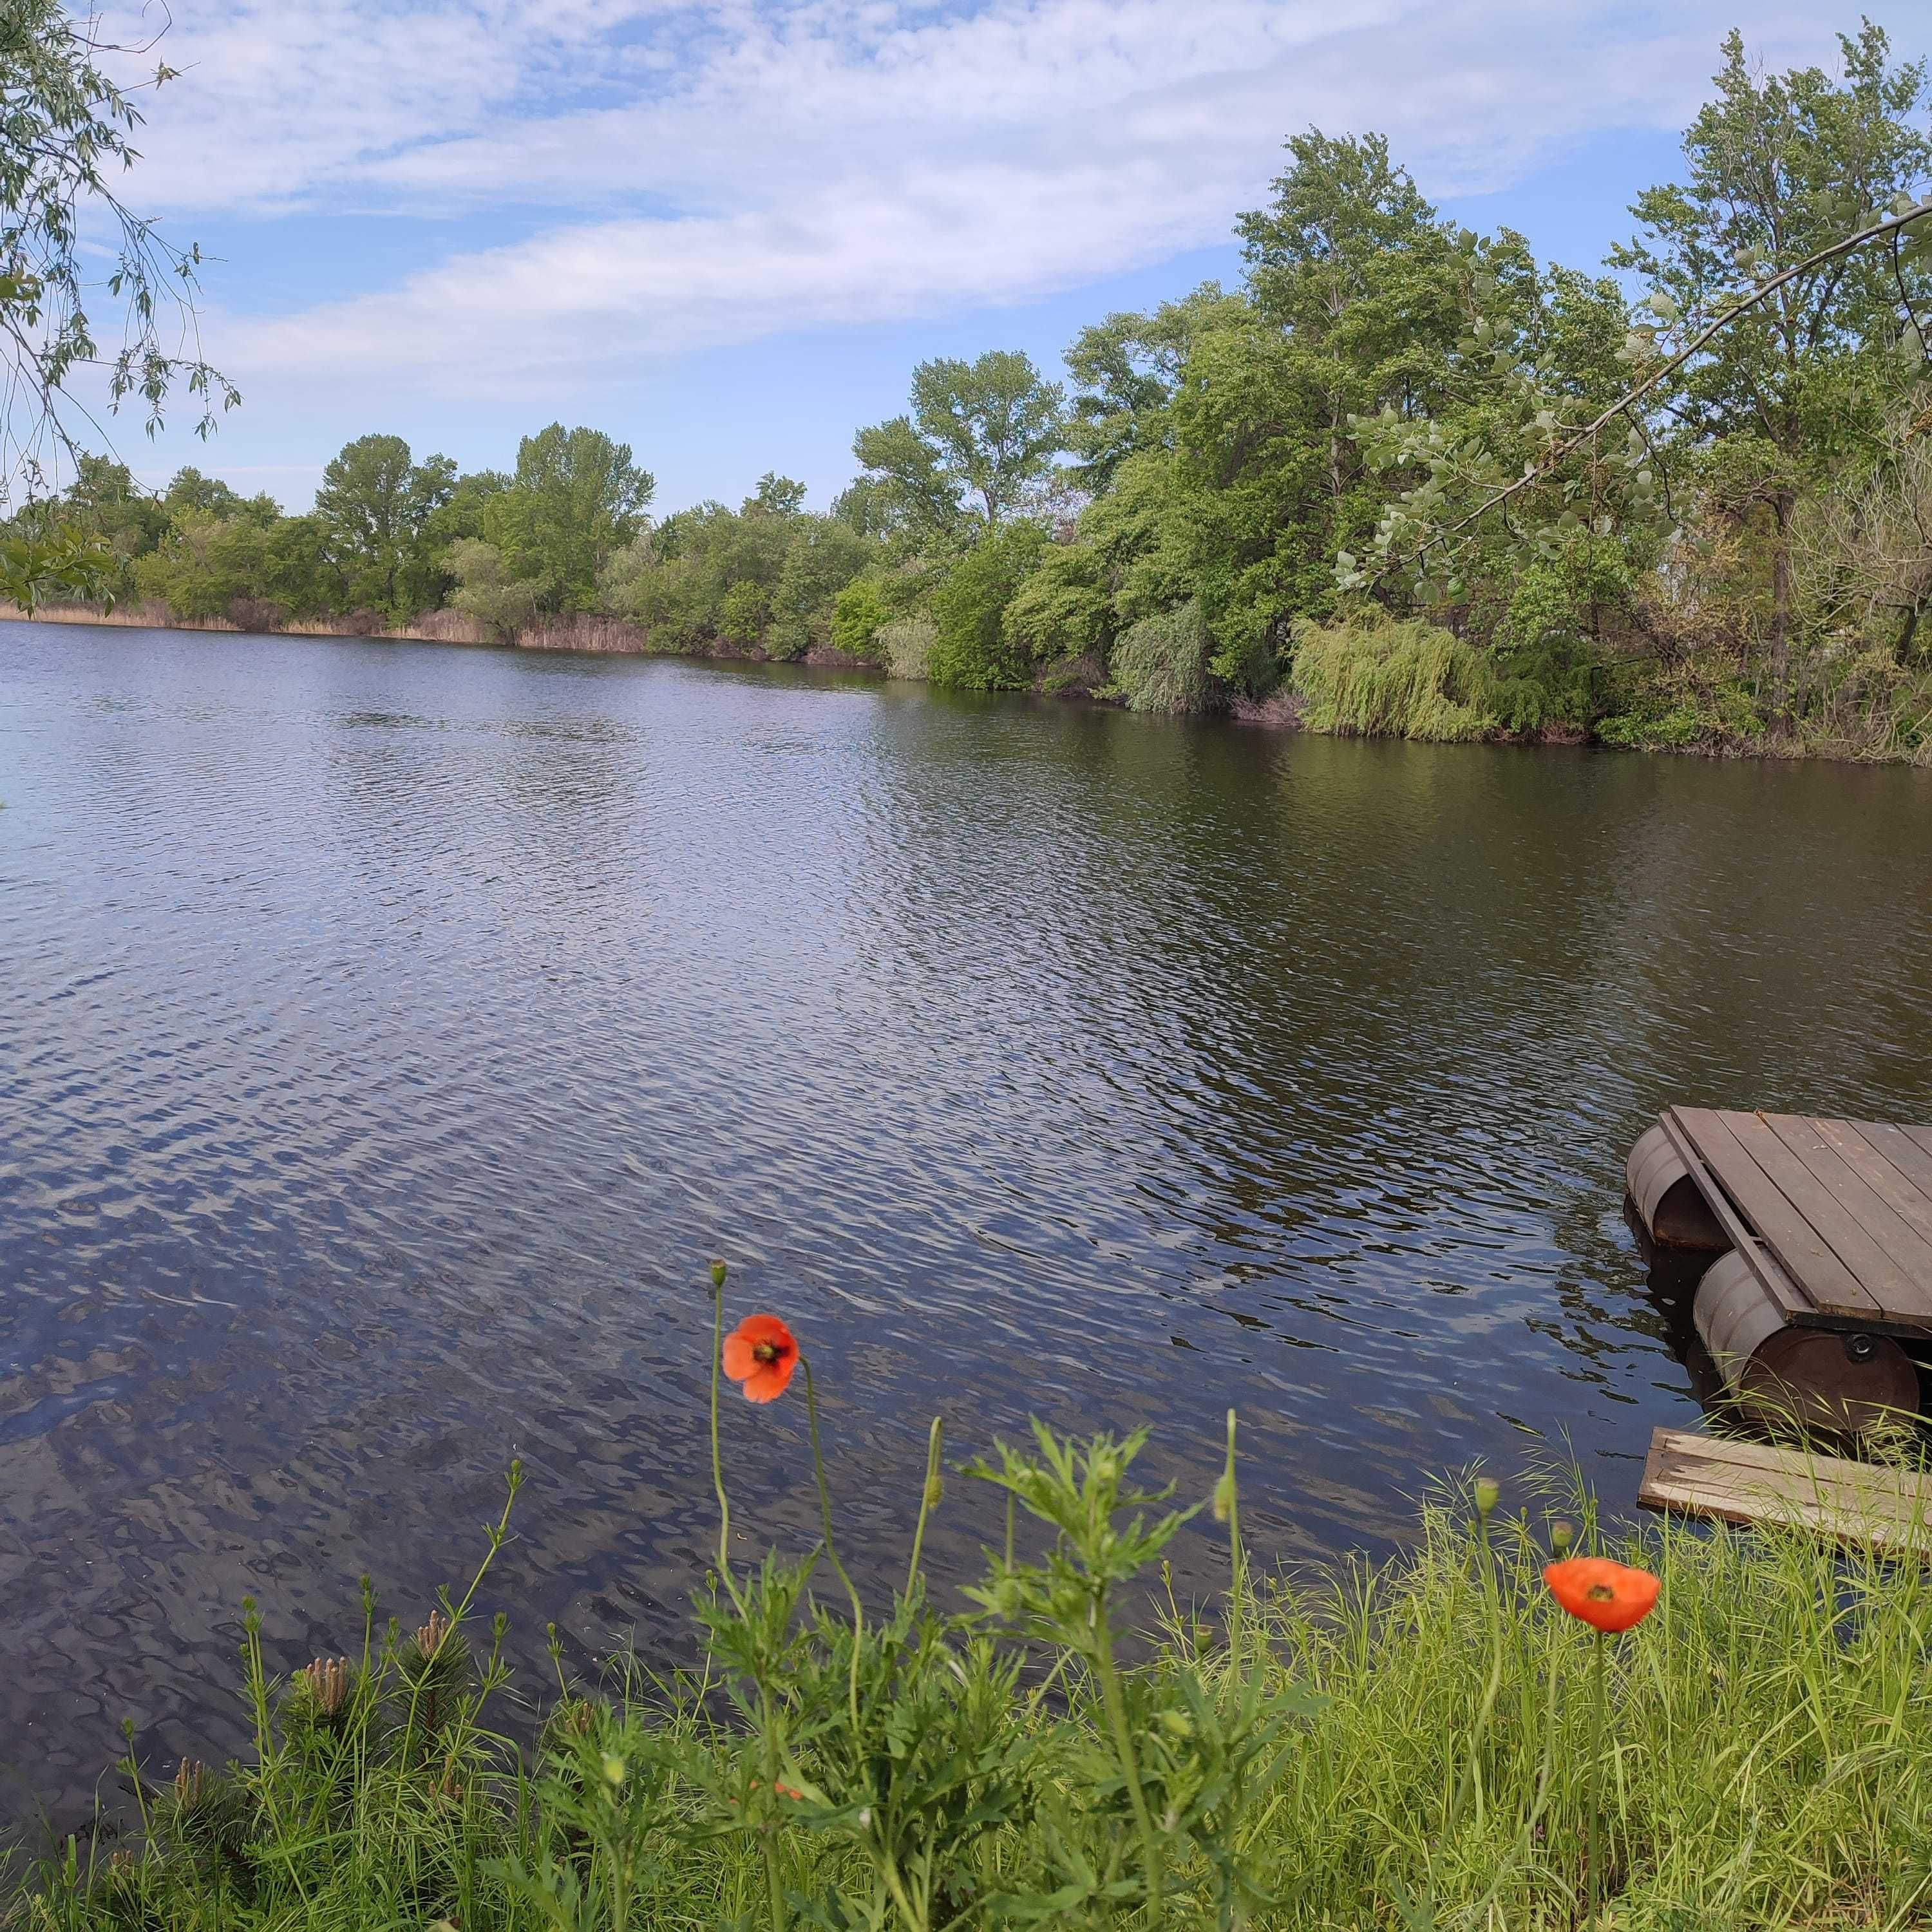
[109, 0, 1861, 392]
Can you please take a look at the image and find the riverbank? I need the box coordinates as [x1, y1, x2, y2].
[12, 600, 1928, 765]
[10, 1439, 1927, 1931]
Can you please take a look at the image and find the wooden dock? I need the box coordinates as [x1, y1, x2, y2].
[1639, 1426, 1932, 1553]
[1636, 1106, 1932, 1335]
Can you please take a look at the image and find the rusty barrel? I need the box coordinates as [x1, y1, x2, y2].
[1627, 1120, 1728, 1251]
[1693, 1250, 1919, 1435]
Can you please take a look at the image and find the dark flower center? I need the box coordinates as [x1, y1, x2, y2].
[753, 1341, 781, 1364]
[1586, 1584, 1616, 1601]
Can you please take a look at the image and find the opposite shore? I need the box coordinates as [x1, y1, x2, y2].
[15, 600, 1928, 765]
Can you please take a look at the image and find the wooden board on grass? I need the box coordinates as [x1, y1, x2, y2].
[1638, 1426, 1932, 1554]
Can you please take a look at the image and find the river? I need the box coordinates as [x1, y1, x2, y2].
[4, 618, 1931, 1825]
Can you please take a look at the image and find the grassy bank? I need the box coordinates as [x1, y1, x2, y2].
[11, 1283, 1931, 1929]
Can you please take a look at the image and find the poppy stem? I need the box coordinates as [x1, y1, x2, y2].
[708, 1268, 746, 1616]
[905, 1414, 944, 1598]
[802, 1356, 865, 1740]
[1222, 1408, 1244, 1672]
[1587, 1626, 1605, 1928]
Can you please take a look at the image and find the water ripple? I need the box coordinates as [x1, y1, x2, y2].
[3, 621, 1932, 1828]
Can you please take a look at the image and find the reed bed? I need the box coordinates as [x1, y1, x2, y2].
[11, 1282, 1932, 1931]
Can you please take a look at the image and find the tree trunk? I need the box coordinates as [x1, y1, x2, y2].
[1768, 486, 1796, 731]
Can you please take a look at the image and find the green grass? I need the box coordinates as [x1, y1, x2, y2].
[13, 1273, 1932, 1931]
[14, 1450, 1932, 1929]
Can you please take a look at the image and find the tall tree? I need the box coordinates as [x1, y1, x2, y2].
[852, 350, 1067, 535]
[1608, 23, 1932, 680]
[314, 433, 456, 614]
[483, 424, 654, 612]
[1065, 284, 1247, 491]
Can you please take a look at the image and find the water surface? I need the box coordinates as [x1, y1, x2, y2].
[5, 620, 1931, 1825]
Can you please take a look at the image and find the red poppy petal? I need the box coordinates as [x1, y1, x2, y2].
[722, 1334, 757, 1380]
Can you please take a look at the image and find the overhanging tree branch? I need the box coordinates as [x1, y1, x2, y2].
[1367, 199, 1932, 585]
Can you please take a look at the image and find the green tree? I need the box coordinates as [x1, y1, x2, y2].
[132, 504, 337, 624]
[1065, 285, 1246, 491]
[1608, 23, 1932, 680]
[746, 472, 808, 516]
[483, 425, 654, 612]
[50, 453, 167, 598]
[767, 516, 874, 657]
[314, 433, 457, 615]
[0, 1, 237, 603]
[852, 351, 1068, 536]
[164, 467, 251, 519]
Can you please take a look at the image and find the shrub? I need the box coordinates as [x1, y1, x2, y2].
[719, 578, 770, 649]
[831, 575, 889, 660]
[927, 522, 1048, 689]
[1293, 612, 1502, 741]
[1002, 541, 1110, 663]
[877, 616, 936, 680]
[1110, 598, 1217, 714]
[448, 539, 540, 645]
[225, 596, 286, 634]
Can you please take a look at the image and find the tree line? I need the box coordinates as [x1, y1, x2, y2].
[23, 23, 1932, 755]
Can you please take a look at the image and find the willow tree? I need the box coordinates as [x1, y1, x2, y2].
[0, 0, 236, 606]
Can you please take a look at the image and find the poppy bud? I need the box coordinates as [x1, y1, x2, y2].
[710, 1259, 728, 1290]
[1473, 1477, 1500, 1520]
[1550, 1519, 1575, 1557]
[601, 1753, 627, 1787]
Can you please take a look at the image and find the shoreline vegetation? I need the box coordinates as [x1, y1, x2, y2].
[10, 1278, 1932, 1931]
[12, 24, 1932, 765]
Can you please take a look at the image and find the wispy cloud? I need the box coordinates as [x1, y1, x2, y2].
[111, 0, 1855, 393]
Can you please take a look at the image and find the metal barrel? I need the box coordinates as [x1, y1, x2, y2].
[1693, 1250, 1919, 1435]
[1627, 1121, 1728, 1251]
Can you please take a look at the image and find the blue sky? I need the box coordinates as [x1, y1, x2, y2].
[88, 1, 1911, 515]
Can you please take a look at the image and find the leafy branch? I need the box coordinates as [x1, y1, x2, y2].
[1343, 195, 1932, 594]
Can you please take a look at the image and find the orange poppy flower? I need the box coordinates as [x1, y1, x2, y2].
[722, 1313, 799, 1404]
[1543, 1556, 1660, 1634]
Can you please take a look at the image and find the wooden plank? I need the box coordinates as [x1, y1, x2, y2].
[1658, 1112, 1812, 1320]
[1758, 1113, 1932, 1325]
[1672, 1108, 1883, 1318]
[1642, 1429, 1929, 1516]
[1721, 1112, 1916, 1316]
[1639, 1427, 1932, 1553]
[1852, 1122, 1932, 1210]
[1814, 1118, 1932, 1238]
[1641, 1428, 1932, 1540]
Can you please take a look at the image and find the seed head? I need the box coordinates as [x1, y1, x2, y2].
[1211, 1470, 1236, 1524]
[173, 1759, 207, 1814]
[415, 1611, 451, 1660]
[1549, 1519, 1575, 1557]
[709, 1258, 728, 1291]
[1473, 1477, 1500, 1520]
